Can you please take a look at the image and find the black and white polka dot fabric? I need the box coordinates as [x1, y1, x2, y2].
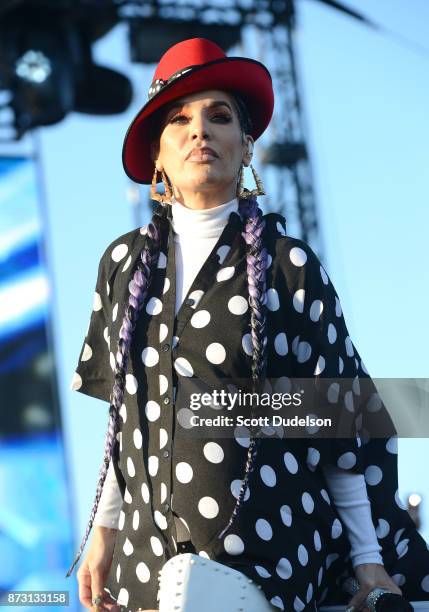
[71, 204, 429, 611]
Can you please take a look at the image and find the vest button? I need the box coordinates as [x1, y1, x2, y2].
[186, 297, 195, 306]
[163, 502, 170, 513]
[162, 343, 170, 352]
[163, 450, 170, 458]
[163, 397, 170, 405]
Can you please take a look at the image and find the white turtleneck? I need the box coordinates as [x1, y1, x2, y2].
[170, 194, 239, 315]
[93, 195, 383, 568]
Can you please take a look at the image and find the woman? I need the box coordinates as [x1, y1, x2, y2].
[66, 38, 429, 611]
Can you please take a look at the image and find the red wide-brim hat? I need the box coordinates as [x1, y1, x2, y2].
[122, 37, 274, 184]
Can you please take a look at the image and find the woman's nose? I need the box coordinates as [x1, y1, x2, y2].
[190, 114, 210, 140]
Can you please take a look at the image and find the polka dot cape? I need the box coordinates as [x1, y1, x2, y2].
[71, 205, 429, 610]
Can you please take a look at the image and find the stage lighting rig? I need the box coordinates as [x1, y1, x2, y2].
[0, 2, 132, 141]
[260, 141, 308, 167]
[128, 17, 242, 63]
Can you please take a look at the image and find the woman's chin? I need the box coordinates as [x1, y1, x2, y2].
[180, 174, 231, 191]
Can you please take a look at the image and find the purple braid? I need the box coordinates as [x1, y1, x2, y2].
[65, 203, 169, 577]
[218, 195, 269, 539]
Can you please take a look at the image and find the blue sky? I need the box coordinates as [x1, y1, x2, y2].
[34, 0, 429, 545]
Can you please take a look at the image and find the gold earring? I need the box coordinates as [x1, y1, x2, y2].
[150, 166, 173, 204]
[236, 163, 266, 199]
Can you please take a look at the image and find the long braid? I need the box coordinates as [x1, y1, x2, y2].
[218, 195, 268, 540]
[65, 203, 169, 577]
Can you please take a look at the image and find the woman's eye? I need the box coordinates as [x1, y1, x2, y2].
[212, 113, 231, 122]
[170, 114, 187, 123]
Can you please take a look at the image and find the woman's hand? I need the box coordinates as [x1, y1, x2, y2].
[77, 526, 121, 611]
[346, 563, 402, 612]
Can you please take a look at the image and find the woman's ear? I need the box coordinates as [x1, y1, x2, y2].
[243, 135, 255, 166]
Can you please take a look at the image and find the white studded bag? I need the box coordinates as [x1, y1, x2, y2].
[156, 552, 276, 612]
